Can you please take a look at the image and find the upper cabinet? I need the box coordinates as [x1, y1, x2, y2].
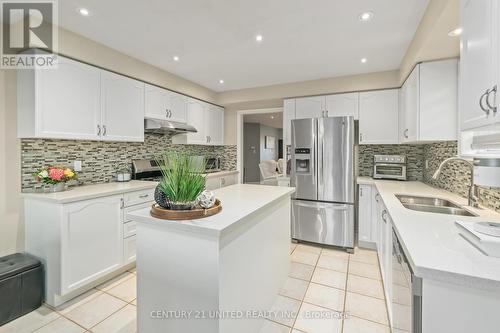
[17, 55, 145, 142]
[283, 99, 295, 145]
[144, 84, 187, 123]
[359, 89, 399, 144]
[172, 98, 225, 145]
[295, 96, 324, 119]
[325, 93, 359, 119]
[400, 59, 458, 143]
[460, 0, 499, 131]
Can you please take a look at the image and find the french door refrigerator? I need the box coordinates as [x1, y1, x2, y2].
[291, 116, 354, 249]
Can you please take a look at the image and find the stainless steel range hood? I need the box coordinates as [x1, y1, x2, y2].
[144, 118, 197, 134]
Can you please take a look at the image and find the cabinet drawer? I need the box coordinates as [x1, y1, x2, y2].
[124, 235, 136, 264]
[123, 201, 152, 223]
[123, 189, 154, 207]
[123, 221, 137, 238]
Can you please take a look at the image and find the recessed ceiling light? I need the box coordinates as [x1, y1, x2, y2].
[270, 115, 275, 119]
[219, 79, 224, 84]
[256, 34, 263, 42]
[448, 27, 463, 37]
[359, 12, 373, 22]
[361, 58, 367, 64]
[79, 8, 89, 16]
[173, 56, 179, 61]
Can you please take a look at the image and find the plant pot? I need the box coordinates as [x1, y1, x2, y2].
[169, 201, 196, 211]
[49, 183, 66, 192]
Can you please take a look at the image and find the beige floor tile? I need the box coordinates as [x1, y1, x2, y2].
[268, 295, 301, 327]
[128, 267, 137, 274]
[347, 274, 385, 299]
[321, 248, 349, 260]
[56, 289, 104, 315]
[349, 248, 378, 265]
[293, 303, 343, 333]
[34, 316, 85, 333]
[106, 275, 137, 302]
[291, 250, 320, 266]
[279, 277, 309, 300]
[289, 262, 315, 281]
[342, 315, 390, 333]
[311, 267, 346, 290]
[291, 330, 305, 333]
[296, 244, 322, 254]
[392, 284, 411, 306]
[392, 303, 412, 331]
[348, 261, 381, 280]
[0, 306, 60, 333]
[95, 272, 134, 292]
[290, 243, 298, 254]
[64, 292, 127, 329]
[345, 292, 388, 326]
[260, 319, 291, 333]
[316, 255, 348, 273]
[304, 283, 345, 311]
[91, 304, 137, 333]
[392, 269, 408, 287]
[131, 299, 137, 306]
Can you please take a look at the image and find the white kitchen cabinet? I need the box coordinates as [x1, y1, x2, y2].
[206, 105, 224, 145]
[61, 195, 123, 294]
[101, 71, 145, 142]
[325, 92, 359, 119]
[17, 56, 101, 140]
[359, 89, 399, 144]
[283, 99, 295, 146]
[400, 59, 458, 143]
[295, 96, 325, 119]
[205, 172, 239, 190]
[460, 0, 499, 130]
[358, 185, 374, 246]
[144, 84, 187, 123]
[123, 236, 137, 265]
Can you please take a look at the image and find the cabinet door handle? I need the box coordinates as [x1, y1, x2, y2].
[375, 193, 380, 202]
[103, 125, 107, 136]
[381, 209, 388, 223]
[404, 129, 409, 139]
[360, 187, 363, 196]
[485, 85, 497, 113]
[479, 90, 490, 114]
[169, 110, 172, 118]
[360, 133, 363, 142]
[139, 194, 149, 198]
[97, 125, 101, 136]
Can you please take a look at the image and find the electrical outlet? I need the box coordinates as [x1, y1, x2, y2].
[74, 161, 82, 172]
[425, 159, 429, 169]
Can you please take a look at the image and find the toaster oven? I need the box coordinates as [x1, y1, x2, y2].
[373, 155, 407, 180]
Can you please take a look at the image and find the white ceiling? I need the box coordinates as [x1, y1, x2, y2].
[244, 112, 283, 129]
[57, 0, 428, 92]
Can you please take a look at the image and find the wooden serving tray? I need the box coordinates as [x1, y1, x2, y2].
[150, 200, 222, 220]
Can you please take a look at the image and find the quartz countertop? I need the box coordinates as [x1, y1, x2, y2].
[127, 184, 295, 237]
[22, 180, 157, 203]
[358, 177, 500, 290]
[204, 170, 238, 178]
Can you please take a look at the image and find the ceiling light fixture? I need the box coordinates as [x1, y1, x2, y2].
[361, 58, 367, 64]
[219, 79, 224, 84]
[448, 27, 463, 37]
[359, 12, 373, 22]
[173, 56, 179, 61]
[270, 116, 275, 119]
[256, 34, 263, 42]
[79, 8, 89, 16]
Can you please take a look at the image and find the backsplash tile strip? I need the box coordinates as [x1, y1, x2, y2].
[21, 133, 236, 190]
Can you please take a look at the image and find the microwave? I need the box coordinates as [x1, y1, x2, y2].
[373, 155, 407, 180]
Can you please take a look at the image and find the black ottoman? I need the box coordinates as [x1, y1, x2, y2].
[0, 253, 43, 326]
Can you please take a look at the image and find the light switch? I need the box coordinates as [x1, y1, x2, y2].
[74, 161, 82, 172]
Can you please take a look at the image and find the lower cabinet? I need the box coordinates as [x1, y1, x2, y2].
[358, 185, 373, 245]
[205, 172, 239, 190]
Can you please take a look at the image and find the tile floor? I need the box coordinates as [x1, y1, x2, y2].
[0, 244, 389, 333]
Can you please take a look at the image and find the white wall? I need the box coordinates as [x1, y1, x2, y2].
[260, 125, 281, 162]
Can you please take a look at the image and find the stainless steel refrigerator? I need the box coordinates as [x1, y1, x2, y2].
[291, 116, 354, 249]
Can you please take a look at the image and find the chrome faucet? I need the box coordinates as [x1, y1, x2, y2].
[432, 157, 480, 208]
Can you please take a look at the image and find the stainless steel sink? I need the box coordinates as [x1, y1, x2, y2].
[396, 195, 478, 217]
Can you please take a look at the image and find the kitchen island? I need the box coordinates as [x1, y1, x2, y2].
[127, 184, 295, 333]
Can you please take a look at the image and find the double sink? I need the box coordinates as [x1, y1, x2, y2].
[396, 195, 478, 217]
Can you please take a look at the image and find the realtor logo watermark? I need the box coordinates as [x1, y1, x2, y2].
[1, 0, 58, 68]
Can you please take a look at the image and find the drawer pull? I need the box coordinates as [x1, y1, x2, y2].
[139, 194, 150, 198]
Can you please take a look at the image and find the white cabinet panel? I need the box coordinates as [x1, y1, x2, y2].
[359, 89, 399, 144]
[31, 57, 101, 140]
[166, 90, 187, 123]
[460, 0, 499, 130]
[145, 84, 187, 123]
[124, 235, 137, 265]
[61, 195, 123, 293]
[206, 105, 224, 145]
[186, 99, 208, 144]
[220, 174, 237, 187]
[295, 96, 325, 119]
[401, 68, 419, 142]
[358, 185, 373, 244]
[101, 71, 144, 142]
[325, 93, 359, 119]
[205, 177, 221, 190]
[283, 99, 295, 146]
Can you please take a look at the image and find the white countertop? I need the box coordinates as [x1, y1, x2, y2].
[204, 170, 238, 179]
[127, 184, 295, 237]
[358, 177, 500, 290]
[22, 180, 157, 203]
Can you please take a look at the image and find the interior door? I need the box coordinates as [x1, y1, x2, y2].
[291, 118, 317, 200]
[292, 200, 354, 248]
[318, 117, 354, 203]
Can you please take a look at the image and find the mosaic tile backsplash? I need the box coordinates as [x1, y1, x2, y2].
[21, 133, 237, 190]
